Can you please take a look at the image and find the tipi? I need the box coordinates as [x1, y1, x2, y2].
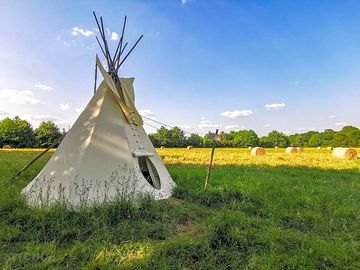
[22, 13, 176, 206]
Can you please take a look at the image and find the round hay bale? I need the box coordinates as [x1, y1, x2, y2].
[251, 147, 266, 156]
[317, 146, 322, 149]
[332, 148, 358, 160]
[187, 146, 193, 150]
[248, 146, 252, 150]
[327, 147, 333, 150]
[2, 145, 11, 149]
[286, 147, 298, 154]
[160, 146, 165, 149]
[297, 147, 303, 152]
[275, 146, 279, 149]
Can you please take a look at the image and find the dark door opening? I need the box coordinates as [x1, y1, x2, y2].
[138, 157, 161, 189]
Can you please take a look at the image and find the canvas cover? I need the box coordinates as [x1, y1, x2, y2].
[22, 61, 175, 206]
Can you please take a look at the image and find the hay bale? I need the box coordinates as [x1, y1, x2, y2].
[332, 148, 358, 160]
[2, 145, 11, 149]
[286, 147, 298, 154]
[327, 147, 333, 150]
[160, 146, 165, 149]
[317, 146, 322, 149]
[251, 147, 266, 156]
[275, 146, 279, 149]
[187, 146, 193, 150]
[297, 147, 303, 152]
[248, 146, 252, 150]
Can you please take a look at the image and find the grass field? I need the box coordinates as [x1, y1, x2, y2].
[0, 148, 359, 269]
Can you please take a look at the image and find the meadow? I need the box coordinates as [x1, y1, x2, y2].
[0, 148, 359, 269]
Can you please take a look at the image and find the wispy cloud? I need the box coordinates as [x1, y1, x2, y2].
[298, 127, 315, 131]
[60, 103, 70, 111]
[265, 103, 286, 110]
[263, 124, 271, 127]
[0, 111, 10, 116]
[177, 124, 192, 129]
[199, 118, 222, 129]
[330, 115, 335, 119]
[221, 110, 253, 118]
[111, 32, 119, 41]
[181, 0, 192, 4]
[34, 83, 53, 91]
[71, 26, 94, 37]
[335, 122, 347, 126]
[25, 114, 59, 122]
[224, 125, 246, 131]
[0, 89, 39, 104]
[75, 107, 84, 113]
[139, 109, 156, 119]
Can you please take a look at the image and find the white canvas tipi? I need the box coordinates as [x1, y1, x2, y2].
[21, 14, 176, 206]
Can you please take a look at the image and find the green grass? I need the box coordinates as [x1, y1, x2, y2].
[0, 149, 359, 269]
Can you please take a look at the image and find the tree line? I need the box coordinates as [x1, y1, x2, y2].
[0, 116, 359, 148]
[0, 117, 64, 148]
[150, 126, 360, 148]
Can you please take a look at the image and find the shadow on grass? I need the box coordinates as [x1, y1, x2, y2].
[0, 163, 359, 269]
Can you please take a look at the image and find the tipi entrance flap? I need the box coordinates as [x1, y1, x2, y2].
[96, 57, 143, 126]
[95, 56, 119, 99]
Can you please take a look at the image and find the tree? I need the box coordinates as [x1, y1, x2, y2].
[150, 126, 187, 147]
[308, 133, 322, 147]
[203, 133, 216, 147]
[148, 133, 160, 148]
[288, 133, 305, 146]
[187, 133, 203, 147]
[219, 131, 234, 147]
[333, 126, 360, 147]
[0, 116, 35, 148]
[35, 121, 62, 148]
[320, 129, 336, 147]
[169, 127, 187, 147]
[261, 130, 289, 148]
[232, 130, 259, 147]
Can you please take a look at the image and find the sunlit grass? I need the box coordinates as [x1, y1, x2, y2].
[157, 147, 360, 170]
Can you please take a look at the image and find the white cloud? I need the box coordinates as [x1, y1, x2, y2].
[224, 125, 246, 131]
[111, 32, 119, 41]
[177, 124, 192, 129]
[298, 127, 315, 131]
[60, 103, 70, 111]
[75, 107, 84, 113]
[0, 111, 11, 120]
[31, 115, 59, 121]
[34, 83, 53, 91]
[24, 114, 59, 122]
[0, 111, 10, 116]
[181, 0, 191, 4]
[335, 122, 347, 126]
[139, 109, 156, 119]
[0, 89, 39, 104]
[221, 110, 253, 118]
[199, 119, 222, 129]
[265, 103, 286, 110]
[263, 124, 271, 127]
[330, 115, 335, 119]
[71, 26, 94, 37]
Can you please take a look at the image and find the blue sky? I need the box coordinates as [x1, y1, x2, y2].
[0, 0, 359, 136]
